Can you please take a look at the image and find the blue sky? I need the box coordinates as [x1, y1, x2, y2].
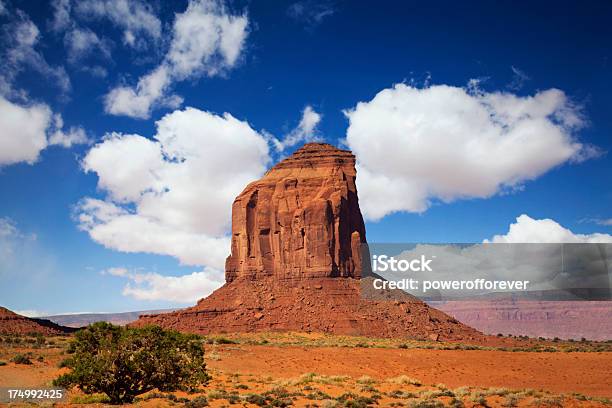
[0, 0, 610, 315]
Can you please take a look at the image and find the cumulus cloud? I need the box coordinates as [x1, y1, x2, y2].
[48, 113, 90, 147]
[76, 107, 270, 270]
[104, 66, 184, 119]
[74, 0, 161, 48]
[2, 11, 71, 95]
[487, 214, 612, 243]
[0, 97, 51, 166]
[345, 83, 600, 220]
[104, 0, 249, 119]
[0, 96, 89, 166]
[271, 105, 322, 151]
[103, 266, 224, 303]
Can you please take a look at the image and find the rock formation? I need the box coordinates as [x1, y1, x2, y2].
[225, 143, 365, 282]
[0, 306, 74, 335]
[134, 143, 484, 341]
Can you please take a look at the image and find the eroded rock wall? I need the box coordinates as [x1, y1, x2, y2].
[225, 143, 366, 282]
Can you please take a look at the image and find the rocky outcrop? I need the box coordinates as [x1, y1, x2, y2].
[0, 306, 74, 335]
[134, 143, 484, 341]
[225, 143, 365, 282]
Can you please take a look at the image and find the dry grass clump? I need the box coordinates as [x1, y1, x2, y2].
[387, 375, 423, 386]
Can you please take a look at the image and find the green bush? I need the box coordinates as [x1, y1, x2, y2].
[53, 322, 210, 404]
[11, 354, 32, 365]
[184, 395, 209, 407]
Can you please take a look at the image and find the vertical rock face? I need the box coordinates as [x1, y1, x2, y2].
[225, 143, 366, 282]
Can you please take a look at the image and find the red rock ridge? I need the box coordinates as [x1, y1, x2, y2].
[0, 306, 73, 335]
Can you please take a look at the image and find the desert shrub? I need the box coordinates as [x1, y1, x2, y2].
[184, 395, 209, 408]
[11, 354, 32, 365]
[71, 393, 111, 404]
[246, 393, 268, 406]
[387, 375, 422, 386]
[533, 397, 563, 407]
[470, 394, 489, 407]
[501, 394, 519, 407]
[448, 398, 464, 408]
[0, 361, 6, 366]
[53, 322, 210, 404]
[305, 390, 333, 400]
[336, 393, 376, 408]
[356, 376, 376, 385]
[408, 400, 444, 408]
[206, 336, 237, 345]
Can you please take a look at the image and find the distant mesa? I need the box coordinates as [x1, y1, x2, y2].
[0, 306, 74, 335]
[42, 309, 179, 328]
[134, 143, 483, 341]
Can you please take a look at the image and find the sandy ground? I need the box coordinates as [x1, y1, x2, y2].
[209, 345, 612, 397]
[1, 335, 611, 407]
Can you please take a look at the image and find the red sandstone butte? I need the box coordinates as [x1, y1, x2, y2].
[0, 306, 73, 335]
[134, 143, 483, 341]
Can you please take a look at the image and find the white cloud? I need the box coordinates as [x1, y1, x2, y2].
[345, 83, 598, 220]
[74, 0, 161, 48]
[104, 266, 224, 303]
[2, 12, 71, 94]
[0, 96, 89, 166]
[48, 113, 90, 147]
[64, 27, 111, 63]
[77, 107, 270, 269]
[487, 214, 612, 243]
[104, 0, 249, 119]
[0, 218, 19, 238]
[48, 0, 114, 76]
[272, 105, 322, 151]
[104, 65, 183, 119]
[0, 96, 51, 166]
[167, 0, 248, 79]
[104, 266, 129, 277]
[0, 0, 7, 15]
[49, 0, 72, 32]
